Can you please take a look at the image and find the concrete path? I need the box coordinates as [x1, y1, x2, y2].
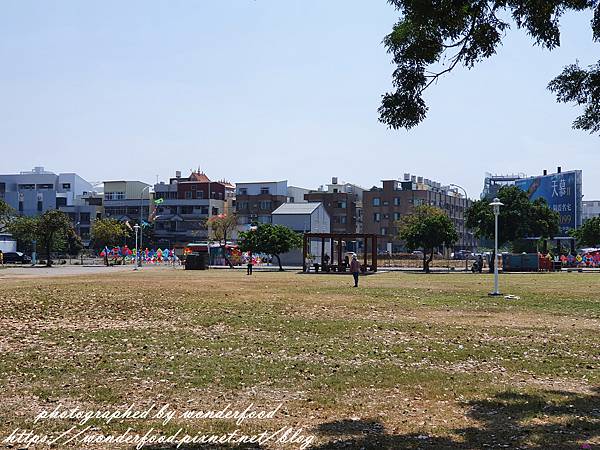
[0, 264, 140, 279]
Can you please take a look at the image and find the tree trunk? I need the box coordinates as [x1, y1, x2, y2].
[275, 254, 284, 271]
[423, 248, 433, 273]
[220, 244, 234, 268]
[45, 233, 53, 267]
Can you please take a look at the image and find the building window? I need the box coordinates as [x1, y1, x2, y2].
[62, 183, 71, 189]
[337, 201, 347, 208]
[80, 213, 90, 223]
[104, 192, 125, 201]
[37, 200, 43, 212]
[393, 212, 401, 221]
[18, 201, 23, 212]
[373, 213, 381, 222]
[196, 190, 204, 199]
[56, 197, 67, 207]
[372, 198, 381, 206]
[260, 187, 270, 195]
[381, 227, 387, 235]
[339, 216, 347, 224]
[238, 188, 247, 195]
[185, 191, 192, 199]
[259, 201, 272, 210]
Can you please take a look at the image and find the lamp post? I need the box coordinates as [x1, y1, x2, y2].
[449, 184, 470, 270]
[133, 224, 140, 271]
[139, 185, 151, 267]
[489, 197, 504, 296]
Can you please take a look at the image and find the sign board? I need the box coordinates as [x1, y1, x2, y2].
[515, 170, 582, 236]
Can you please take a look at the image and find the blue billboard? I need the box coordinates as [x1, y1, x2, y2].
[515, 170, 582, 236]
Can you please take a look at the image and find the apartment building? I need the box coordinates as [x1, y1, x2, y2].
[235, 181, 289, 226]
[304, 177, 365, 235]
[59, 192, 104, 245]
[583, 200, 600, 222]
[363, 175, 476, 253]
[0, 166, 93, 217]
[153, 171, 228, 246]
[103, 180, 152, 223]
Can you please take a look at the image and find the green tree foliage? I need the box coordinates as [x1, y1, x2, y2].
[571, 216, 600, 246]
[238, 227, 258, 254]
[91, 218, 130, 265]
[6, 210, 83, 263]
[465, 186, 560, 247]
[37, 210, 73, 266]
[66, 228, 84, 257]
[238, 224, 303, 271]
[6, 216, 39, 254]
[397, 205, 459, 273]
[380, 1, 600, 134]
[256, 224, 303, 271]
[0, 199, 14, 233]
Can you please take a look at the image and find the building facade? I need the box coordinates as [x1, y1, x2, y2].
[0, 167, 93, 217]
[59, 192, 104, 245]
[235, 181, 289, 226]
[363, 175, 476, 253]
[481, 172, 527, 199]
[153, 171, 228, 247]
[271, 202, 331, 265]
[583, 200, 600, 222]
[103, 180, 152, 224]
[304, 177, 365, 235]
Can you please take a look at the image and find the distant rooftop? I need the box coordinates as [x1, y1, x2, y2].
[272, 202, 322, 215]
[236, 180, 287, 185]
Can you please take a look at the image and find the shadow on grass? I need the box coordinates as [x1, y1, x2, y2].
[141, 387, 599, 449]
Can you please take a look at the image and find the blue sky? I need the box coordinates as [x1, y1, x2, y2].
[1, 1, 598, 198]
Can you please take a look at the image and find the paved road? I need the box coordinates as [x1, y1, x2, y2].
[0, 264, 145, 279]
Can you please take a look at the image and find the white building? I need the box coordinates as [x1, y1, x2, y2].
[287, 186, 309, 203]
[272, 202, 331, 265]
[583, 200, 600, 222]
[0, 166, 93, 216]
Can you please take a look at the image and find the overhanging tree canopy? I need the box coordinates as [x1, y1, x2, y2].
[380, 0, 600, 134]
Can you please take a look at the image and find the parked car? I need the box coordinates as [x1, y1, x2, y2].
[2, 252, 32, 264]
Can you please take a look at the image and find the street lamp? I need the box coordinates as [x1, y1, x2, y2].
[489, 197, 504, 296]
[139, 185, 151, 267]
[449, 184, 470, 269]
[133, 224, 140, 271]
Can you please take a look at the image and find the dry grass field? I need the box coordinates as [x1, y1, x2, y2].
[0, 267, 598, 449]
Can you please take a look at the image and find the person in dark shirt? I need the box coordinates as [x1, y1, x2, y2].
[350, 255, 360, 287]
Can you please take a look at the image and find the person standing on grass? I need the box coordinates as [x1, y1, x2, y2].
[350, 254, 360, 287]
[247, 253, 253, 275]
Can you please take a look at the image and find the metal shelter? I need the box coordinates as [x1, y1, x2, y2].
[302, 233, 379, 273]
